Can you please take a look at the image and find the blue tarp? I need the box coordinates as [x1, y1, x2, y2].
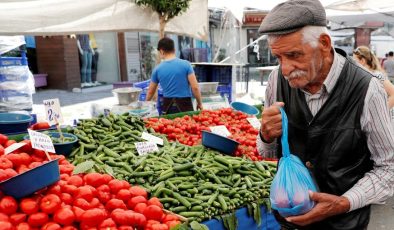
[202, 205, 280, 230]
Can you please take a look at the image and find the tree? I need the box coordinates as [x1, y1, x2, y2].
[134, 0, 192, 39]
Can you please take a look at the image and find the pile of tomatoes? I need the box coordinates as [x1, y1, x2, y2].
[145, 108, 262, 161]
[0, 135, 181, 230]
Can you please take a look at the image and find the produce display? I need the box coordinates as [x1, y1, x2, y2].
[69, 113, 160, 170]
[0, 107, 278, 230]
[68, 113, 276, 226]
[0, 137, 182, 230]
[145, 109, 262, 161]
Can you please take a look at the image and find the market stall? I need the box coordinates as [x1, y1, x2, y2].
[0, 102, 279, 229]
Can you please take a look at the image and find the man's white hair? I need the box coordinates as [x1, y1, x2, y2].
[267, 26, 330, 48]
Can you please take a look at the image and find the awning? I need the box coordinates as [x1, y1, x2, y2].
[0, 0, 208, 41]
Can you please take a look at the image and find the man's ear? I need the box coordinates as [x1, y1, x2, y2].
[319, 34, 332, 52]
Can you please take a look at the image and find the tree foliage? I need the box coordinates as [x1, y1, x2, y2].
[134, 0, 192, 38]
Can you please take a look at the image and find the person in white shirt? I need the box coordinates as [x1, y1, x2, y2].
[257, 0, 394, 229]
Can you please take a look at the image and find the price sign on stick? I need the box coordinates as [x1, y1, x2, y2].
[141, 132, 164, 146]
[43, 98, 63, 126]
[135, 142, 159, 156]
[209, 125, 231, 137]
[247, 117, 261, 130]
[28, 129, 55, 160]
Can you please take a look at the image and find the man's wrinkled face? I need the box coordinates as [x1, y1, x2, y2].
[269, 31, 324, 89]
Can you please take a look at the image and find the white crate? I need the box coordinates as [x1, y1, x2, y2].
[198, 82, 219, 94]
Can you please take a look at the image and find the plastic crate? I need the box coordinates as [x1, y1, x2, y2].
[113, 81, 133, 89]
[33, 74, 48, 88]
[217, 84, 232, 103]
[193, 66, 207, 82]
[0, 52, 28, 67]
[133, 80, 151, 89]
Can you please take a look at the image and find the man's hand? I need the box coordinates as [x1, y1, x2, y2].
[285, 191, 350, 226]
[260, 102, 284, 142]
[197, 103, 203, 110]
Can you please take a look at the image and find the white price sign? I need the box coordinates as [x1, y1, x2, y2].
[5, 142, 26, 155]
[141, 132, 164, 146]
[43, 98, 63, 125]
[135, 142, 159, 156]
[209, 125, 231, 137]
[247, 117, 261, 129]
[28, 129, 56, 153]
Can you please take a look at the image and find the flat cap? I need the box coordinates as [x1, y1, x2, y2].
[258, 0, 327, 35]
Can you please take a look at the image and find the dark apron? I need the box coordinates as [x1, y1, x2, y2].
[161, 97, 194, 115]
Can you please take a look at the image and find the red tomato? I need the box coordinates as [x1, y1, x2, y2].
[60, 193, 73, 205]
[108, 179, 125, 194]
[41, 222, 61, 230]
[30, 122, 50, 130]
[116, 189, 132, 202]
[127, 195, 147, 210]
[20, 198, 39, 215]
[106, 199, 127, 211]
[75, 186, 94, 201]
[27, 212, 49, 227]
[73, 198, 91, 210]
[53, 207, 75, 226]
[133, 202, 147, 214]
[0, 158, 13, 169]
[72, 206, 85, 222]
[0, 134, 8, 146]
[80, 208, 107, 227]
[0, 196, 18, 215]
[83, 173, 105, 187]
[67, 175, 84, 187]
[0, 145, 4, 156]
[143, 205, 163, 221]
[40, 194, 61, 214]
[19, 140, 32, 153]
[62, 226, 78, 230]
[129, 186, 148, 199]
[9, 213, 27, 225]
[0, 220, 13, 230]
[16, 222, 31, 230]
[99, 218, 117, 228]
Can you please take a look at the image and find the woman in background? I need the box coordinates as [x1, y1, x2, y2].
[353, 46, 394, 109]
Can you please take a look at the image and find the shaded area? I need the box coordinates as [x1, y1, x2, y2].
[33, 89, 113, 107]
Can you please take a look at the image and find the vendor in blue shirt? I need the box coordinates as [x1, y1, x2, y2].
[146, 37, 203, 114]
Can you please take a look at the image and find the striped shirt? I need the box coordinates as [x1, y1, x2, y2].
[257, 50, 394, 212]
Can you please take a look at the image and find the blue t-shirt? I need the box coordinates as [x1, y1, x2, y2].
[151, 58, 194, 98]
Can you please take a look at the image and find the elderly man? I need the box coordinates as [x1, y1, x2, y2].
[257, 0, 394, 229]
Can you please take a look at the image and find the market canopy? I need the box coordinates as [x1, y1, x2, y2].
[208, 0, 394, 26]
[0, 0, 209, 41]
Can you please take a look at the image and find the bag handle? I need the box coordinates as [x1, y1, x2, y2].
[279, 107, 290, 157]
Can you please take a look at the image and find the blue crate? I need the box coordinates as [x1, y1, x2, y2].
[0, 52, 28, 67]
[193, 66, 207, 82]
[217, 84, 232, 103]
[133, 80, 151, 89]
[211, 66, 231, 84]
[139, 88, 163, 115]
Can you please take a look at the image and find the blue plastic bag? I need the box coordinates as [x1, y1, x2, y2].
[269, 107, 317, 217]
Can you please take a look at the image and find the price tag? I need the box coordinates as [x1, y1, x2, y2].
[141, 132, 164, 146]
[135, 142, 159, 156]
[247, 117, 261, 129]
[5, 142, 26, 155]
[28, 129, 56, 153]
[209, 125, 231, 137]
[43, 98, 64, 125]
